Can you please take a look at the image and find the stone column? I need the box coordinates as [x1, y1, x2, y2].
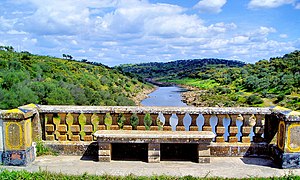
[0, 107, 37, 166]
[148, 143, 160, 163]
[198, 143, 211, 163]
[98, 142, 111, 162]
[271, 107, 300, 168]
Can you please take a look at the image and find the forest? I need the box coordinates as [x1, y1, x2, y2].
[118, 51, 300, 110]
[0, 46, 152, 109]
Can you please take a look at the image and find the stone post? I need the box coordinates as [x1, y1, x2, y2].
[271, 107, 300, 168]
[0, 105, 38, 166]
[148, 143, 160, 163]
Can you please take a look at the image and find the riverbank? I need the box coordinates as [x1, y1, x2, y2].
[132, 86, 157, 106]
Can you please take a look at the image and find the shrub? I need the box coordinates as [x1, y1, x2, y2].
[246, 94, 263, 105]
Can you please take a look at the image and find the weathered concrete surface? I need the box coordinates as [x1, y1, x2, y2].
[2, 156, 300, 178]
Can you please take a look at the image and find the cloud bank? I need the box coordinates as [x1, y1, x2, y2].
[0, 0, 298, 66]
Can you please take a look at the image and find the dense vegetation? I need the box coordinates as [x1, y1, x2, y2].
[0, 46, 152, 109]
[118, 58, 245, 84]
[118, 51, 300, 110]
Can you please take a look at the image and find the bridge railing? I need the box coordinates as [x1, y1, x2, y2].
[38, 105, 271, 144]
[1, 104, 300, 168]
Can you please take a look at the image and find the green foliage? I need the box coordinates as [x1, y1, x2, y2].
[35, 140, 58, 156]
[246, 94, 263, 105]
[0, 169, 299, 180]
[130, 113, 139, 130]
[117, 114, 125, 129]
[156, 117, 164, 131]
[0, 48, 151, 109]
[120, 50, 300, 110]
[144, 113, 152, 130]
[104, 113, 112, 130]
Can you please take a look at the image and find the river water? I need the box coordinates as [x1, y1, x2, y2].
[141, 86, 188, 107]
[140, 85, 248, 140]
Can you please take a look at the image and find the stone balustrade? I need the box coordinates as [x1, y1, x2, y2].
[38, 105, 270, 145]
[1, 104, 299, 168]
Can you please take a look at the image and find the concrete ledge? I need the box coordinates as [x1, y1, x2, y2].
[38, 105, 272, 115]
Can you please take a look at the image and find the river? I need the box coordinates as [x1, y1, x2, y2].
[141, 86, 188, 107]
[140, 85, 248, 140]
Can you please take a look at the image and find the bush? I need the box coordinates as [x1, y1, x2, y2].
[35, 140, 58, 156]
[246, 94, 263, 105]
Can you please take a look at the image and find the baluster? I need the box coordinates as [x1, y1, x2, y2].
[111, 113, 120, 130]
[71, 113, 80, 141]
[123, 113, 133, 130]
[150, 113, 159, 131]
[45, 114, 54, 141]
[202, 114, 211, 131]
[57, 113, 67, 141]
[209, 115, 218, 142]
[216, 114, 226, 142]
[104, 113, 112, 130]
[228, 114, 238, 143]
[53, 114, 61, 141]
[84, 114, 93, 141]
[79, 113, 87, 141]
[163, 114, 172, 131]
[253, 114, 265, 142]
[241, 114, 252, 143]
[189, 114, 199, 131]
[66, 113, 74, 141]
[91, 113, 100, 141]
[97, 113, 106, 130]
[137, 113, 146, 130]
[176, 114, 185, 131]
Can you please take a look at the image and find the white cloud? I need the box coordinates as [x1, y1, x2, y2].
[0, 0, 298, 66]
[295, 3, 300, 8]
[248, 0, 295, 9]
[194, 0, 227, 13]
[7, 30, 27, 35]
[279, 34, 288, 38]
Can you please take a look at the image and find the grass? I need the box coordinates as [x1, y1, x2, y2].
[0, 169, 299, 180]
[35, 140, 58, 156]
[165, 78, 220, 89]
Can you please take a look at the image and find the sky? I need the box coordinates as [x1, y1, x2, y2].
[0, 0, 300, 66]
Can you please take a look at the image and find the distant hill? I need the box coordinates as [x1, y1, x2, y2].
[0, 46, 152, 109]
[117, 58, 246, 84]
[117, 53, 300, 110]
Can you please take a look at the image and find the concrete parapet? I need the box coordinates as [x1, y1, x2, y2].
[0, 104, 39, 166]
[270, 106, 300, 168]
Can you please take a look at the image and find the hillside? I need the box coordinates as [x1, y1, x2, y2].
[117, 52, 300, 110]
[0, 46, 153, 109]
[117, 58, 246, 85]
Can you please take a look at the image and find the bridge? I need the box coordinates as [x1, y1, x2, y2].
[0, 104, 299, 168]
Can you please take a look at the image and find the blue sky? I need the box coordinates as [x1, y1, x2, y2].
[0, 0, 300, 66]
